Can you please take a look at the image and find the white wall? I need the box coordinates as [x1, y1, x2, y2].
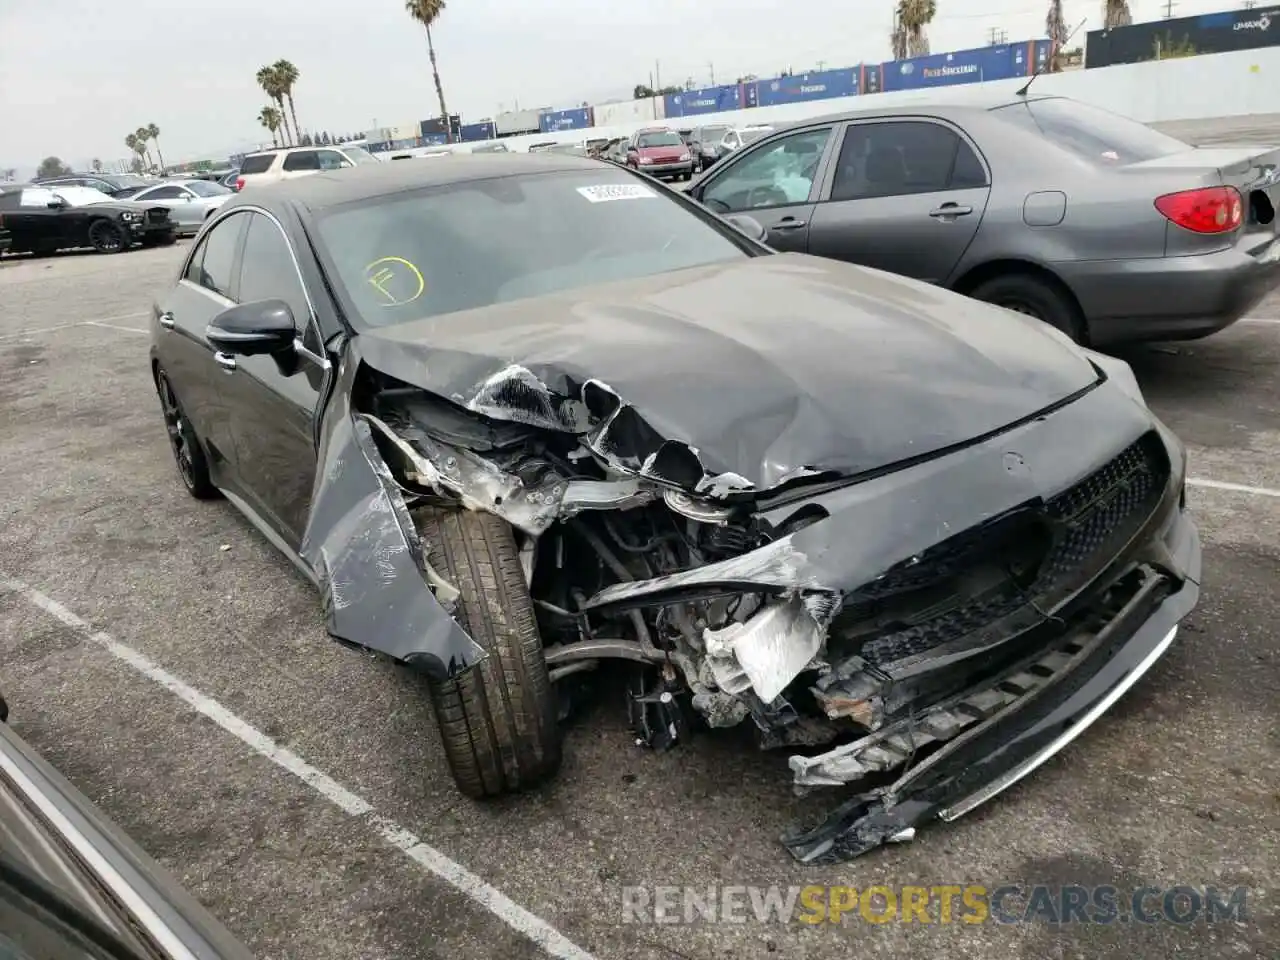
[594, 98, 666, 126]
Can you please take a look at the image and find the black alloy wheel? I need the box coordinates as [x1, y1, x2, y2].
[155, 371, 218, 499]
[88, 219, 126, 254]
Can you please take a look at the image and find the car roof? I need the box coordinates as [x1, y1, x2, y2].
[230, 152, 610, 213]
[777, 92, 1054, 128]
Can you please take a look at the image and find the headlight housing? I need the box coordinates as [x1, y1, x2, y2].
[119, 211, 138, 221]
[679, 152, 691, 161]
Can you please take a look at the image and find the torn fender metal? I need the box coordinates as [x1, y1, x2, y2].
[299, 354, 485, 680]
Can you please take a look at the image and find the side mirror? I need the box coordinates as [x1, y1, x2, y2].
[724, 214, 768, 243]
[207, 300, 296, 356]
[626, 145, 638, 153]
[46, 199, 66, 209]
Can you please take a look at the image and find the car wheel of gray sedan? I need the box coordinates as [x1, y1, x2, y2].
[155, 369, 219, 500]
[416, 506, 562, 799]
[87, 219, 126, 254]
[969, 273, 1084, 342]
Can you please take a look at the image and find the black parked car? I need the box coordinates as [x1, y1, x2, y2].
[149, 155, 1200, 863]
[0, 689, 253, 959]
[31, 173, 154, 199]
[0, 184, 175, 255]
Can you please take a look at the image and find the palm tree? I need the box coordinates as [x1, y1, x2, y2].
[256, 65, 293, 145]
[146, 123, 166, 174]
[1103, 0, 1132, 28]
[273, 60, 301, 146]
[133, 127, 155, 170]
[124, 133, 139, 167]
[405, 0, 452, 142]
[259, 106, 283, 147]
[896, 0, 936, 58]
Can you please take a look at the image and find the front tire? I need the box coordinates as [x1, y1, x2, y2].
[968, 272, 1084, 342]
[88, 219, 126, 254]
[417, 507, 561, 799]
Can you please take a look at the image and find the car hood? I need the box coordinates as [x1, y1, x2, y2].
[355, 254, 1101, 493]
[636, 144, 687, 159]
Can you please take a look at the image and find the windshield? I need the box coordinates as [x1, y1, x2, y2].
[636, 131, 683, 148]
[341, 146, 381, 166]
[184, 180, 231, 197]
[51, 186, 113, 206]
[316, 170, 750, 328]
[992, 97, 1189, 165]
[740, 128, 773, 145]
[698, 126, 729, 142]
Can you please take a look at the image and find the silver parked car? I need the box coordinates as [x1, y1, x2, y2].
[127, 179, 234, 236]
[687, 93, 1280, 346]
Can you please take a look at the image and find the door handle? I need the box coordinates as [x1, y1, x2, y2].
[929, 203, 973, 218]
[771, 218, 808, 231]
[158, 311, 175, 329]
[215, 352, 237, 373]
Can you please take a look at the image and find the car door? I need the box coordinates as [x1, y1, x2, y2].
[153, 211, 251, 487]
[806, 118, 991, 284]
[216, 211, 326, 547]
[691, 125, 837, 253]
[280, 150, 320, 180]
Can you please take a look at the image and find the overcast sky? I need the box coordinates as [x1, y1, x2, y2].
[0, 0, 1244, 173]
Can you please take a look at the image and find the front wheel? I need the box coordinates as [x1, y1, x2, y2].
[88, 219, 126, 254]
[417, 507, 562, 799]
[968, 273, 1084, 342]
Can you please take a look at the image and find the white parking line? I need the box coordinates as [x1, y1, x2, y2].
[0, 578, 597, 960]
[0, 313, 150, 342]
[1240, 317, 1280, 325]
[1187, 477, 1280, 499]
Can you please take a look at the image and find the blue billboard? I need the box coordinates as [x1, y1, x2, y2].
[882, 40, 1046, 92]
[664, 84, 743, 118]
[539, 107, 594, 132]
[460, 120, 496, 142]
[755, 67, 859, 107]
[861, 62, 883, 95]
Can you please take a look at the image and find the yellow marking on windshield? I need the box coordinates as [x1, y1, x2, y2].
[363, 256, 425, 306]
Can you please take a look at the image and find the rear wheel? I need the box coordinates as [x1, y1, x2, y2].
[88, 219, 126, 254]
[417, 507, 561, 799]
[968, 272, 1084, 342]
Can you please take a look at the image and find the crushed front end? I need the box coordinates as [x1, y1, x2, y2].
[349, 353, 1199, 863]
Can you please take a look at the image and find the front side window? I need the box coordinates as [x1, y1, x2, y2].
[830, 121, 987, 201]
[187, 212, 246, 298]
[138, 185, 188, 200]
[701, 127, 832, 213]
[316, 150, 351, 171]
[316, 170, 754, 328]
[238, 213, 310, 324]
[340, 146, 381, 166]
[185, 180, 231, 197]
[239, 153, 276, 175]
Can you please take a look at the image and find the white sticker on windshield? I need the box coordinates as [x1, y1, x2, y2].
[576, 183, 658, 203]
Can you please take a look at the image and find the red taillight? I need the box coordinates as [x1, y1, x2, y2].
[235, 177, 245, 191]
[1154, 186, 1243, 234]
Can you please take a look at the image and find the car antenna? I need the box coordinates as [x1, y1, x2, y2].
[1016, 17, 1087, 97]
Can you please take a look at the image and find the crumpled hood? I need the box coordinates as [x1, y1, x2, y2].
[356, 254, 1101, 491]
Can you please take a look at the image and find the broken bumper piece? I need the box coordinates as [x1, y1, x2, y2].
[782, 513, 1200, 864]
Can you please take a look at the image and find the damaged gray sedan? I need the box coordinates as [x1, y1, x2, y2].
[149, 154, 1201, 863]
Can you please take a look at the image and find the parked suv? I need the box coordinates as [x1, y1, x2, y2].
[235, 144, 381, 190]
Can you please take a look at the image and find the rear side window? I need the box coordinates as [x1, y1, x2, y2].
[992, 98, 1189, 165]
[283, 151, 319, 172]
[830, 121, 987, 201]
[239, 153, 276, 175]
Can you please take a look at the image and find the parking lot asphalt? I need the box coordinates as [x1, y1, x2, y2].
[3, 153, 1279, 958]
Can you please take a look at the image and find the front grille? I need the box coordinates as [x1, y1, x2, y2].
[144, 208, 169, 224]
[838, 432, 1170, 669]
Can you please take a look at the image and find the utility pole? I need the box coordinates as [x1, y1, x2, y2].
[1163, 0, 1176, 17]
[655, 60, 662, 92]
[987, 26, 1008, 45]
[708, 61, 715, 85]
